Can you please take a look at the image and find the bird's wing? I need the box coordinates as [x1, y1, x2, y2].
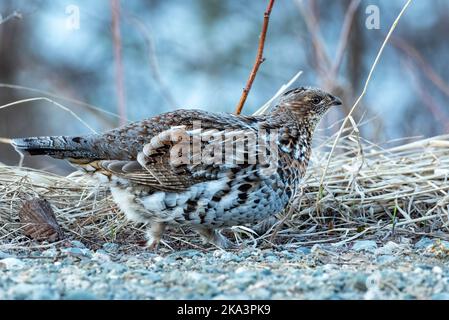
[97, 121, 263, 192]
[97, 158, 203, 192]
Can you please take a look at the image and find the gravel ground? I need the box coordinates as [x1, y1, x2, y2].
[1, 238, 449, 300]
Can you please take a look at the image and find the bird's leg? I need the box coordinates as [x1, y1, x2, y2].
[193, 227, 236, 249]
[253, 216, 279, 235]
[146, 222, 166, 250]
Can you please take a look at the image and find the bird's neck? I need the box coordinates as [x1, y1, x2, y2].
[263, 106, 319, 165]
[266, 106, 320, 135]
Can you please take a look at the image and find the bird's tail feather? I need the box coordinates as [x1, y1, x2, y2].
[11, 136, 98, 159]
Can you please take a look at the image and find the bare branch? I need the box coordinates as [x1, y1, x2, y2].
[235, 0, 275, 115]
[126, 15, 179, 110]
[0, 97, 98, 134]
[403, 59, 449, 131]
[110, 0, 127, 126]
[329, 0, 362, 85]
[295, 0, 331, 77]
[392, 37, 449, 99]
[0, 83, 121, 125]
[0, 11, 22, 25]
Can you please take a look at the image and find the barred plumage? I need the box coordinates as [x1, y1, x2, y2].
[12, 87, 342, 248]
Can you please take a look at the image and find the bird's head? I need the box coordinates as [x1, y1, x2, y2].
[272, 87, 342, 125]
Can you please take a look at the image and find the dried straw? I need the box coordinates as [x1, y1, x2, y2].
[1, 130, 448, 250]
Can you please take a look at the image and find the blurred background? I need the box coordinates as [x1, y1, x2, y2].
[0, 0, 448, 174]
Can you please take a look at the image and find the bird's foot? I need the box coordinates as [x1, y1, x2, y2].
[145, 222, 166, 251]
[194, 227, 237, 250]
[146, 238, 161, 251]
[213, 232, 237, 250]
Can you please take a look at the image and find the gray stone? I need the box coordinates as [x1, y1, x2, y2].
[102, 242, 119, 253]
[145, 272, 162, 282]
[352, 240, 378, 252]
[414, 237, 434, 249]
[62, 247, 91, 258]
[352, 274, 368, 291]
[441, 241, 449, 250]
[0, 257, 25, 270]
[91, 251, 111, 262]
[8, 283, 58, 300]
[0, 251, 11, 259]
[42, 248, 58, 258]
[32, 273, 57, 284]
[218, 252, 242, 262]
[265, 255, 279, 263]
[35, 289, 60, 300]
[249, 288, 271, 299]
[169, 249, 203, 258]
[376, 255, 397, 265]
[29, 251, 42, 257]
[70, 240, 86, 248]
[375, 241, 401, 255]
[65, 290, 97, 300]
[213, 293, 251, 300]
[296, 247, 311, 255]
[260, 268, 272, 276]
[432, 292, 449, 300]
[103, 262, 128, 273]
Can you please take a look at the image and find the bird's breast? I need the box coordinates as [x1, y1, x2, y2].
[105, 166, 297, 228]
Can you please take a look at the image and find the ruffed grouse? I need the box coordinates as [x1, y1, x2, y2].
[12, 87, 341, 248]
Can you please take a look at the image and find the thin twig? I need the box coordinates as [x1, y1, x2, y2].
[253, 70, 303, 116]
[392, 37, 449, 99]
[0, 137, 12, 144]
[295, 0, 331, 77]
[125, 14, 179, 109]
[110, 0, 127, 126]
[0, 97, 97, 134]
[403, 59, 449, 131]
[0, 11, 22, 25]
[235, 0, 275, 115]
[329, 0, 361, 84]
[319, 0, 413, 187]
[0, 83, 122, 124]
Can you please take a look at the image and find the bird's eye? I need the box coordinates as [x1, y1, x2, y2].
[312, 96, 322, 105]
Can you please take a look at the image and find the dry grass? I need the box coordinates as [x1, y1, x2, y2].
[284, 132, 449, 246]
[0, 168, 141, 250]
[1, 129, 449, 250]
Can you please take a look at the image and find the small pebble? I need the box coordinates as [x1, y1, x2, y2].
[376, 255, 397, 265]
[8, 284, 54, 300]
[432, 266, 443, 274]
[414, 237, 434, 249]
[353, 240, 378, 252]
[441, 241, 449, 250]
[249, 288, 271, 299]
[102, 242, 119, 253]
[375, 241, 400, 255]
[65, 290, 97, 300]
[42, 248, 58, 258]
[0, 238, 447, 300]
[70, 240, 86, 248]
[0, 251, 12, 259]
[213, 293, 251, 300]
[92, 251, 111, 262]
[0, 257, 25, 270]
[61, 247, 91, 258]
[296, 247, 311, 255]
[432, 293, 449, 300]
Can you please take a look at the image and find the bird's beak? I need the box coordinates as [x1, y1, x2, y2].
[331, 96, 342, 107]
